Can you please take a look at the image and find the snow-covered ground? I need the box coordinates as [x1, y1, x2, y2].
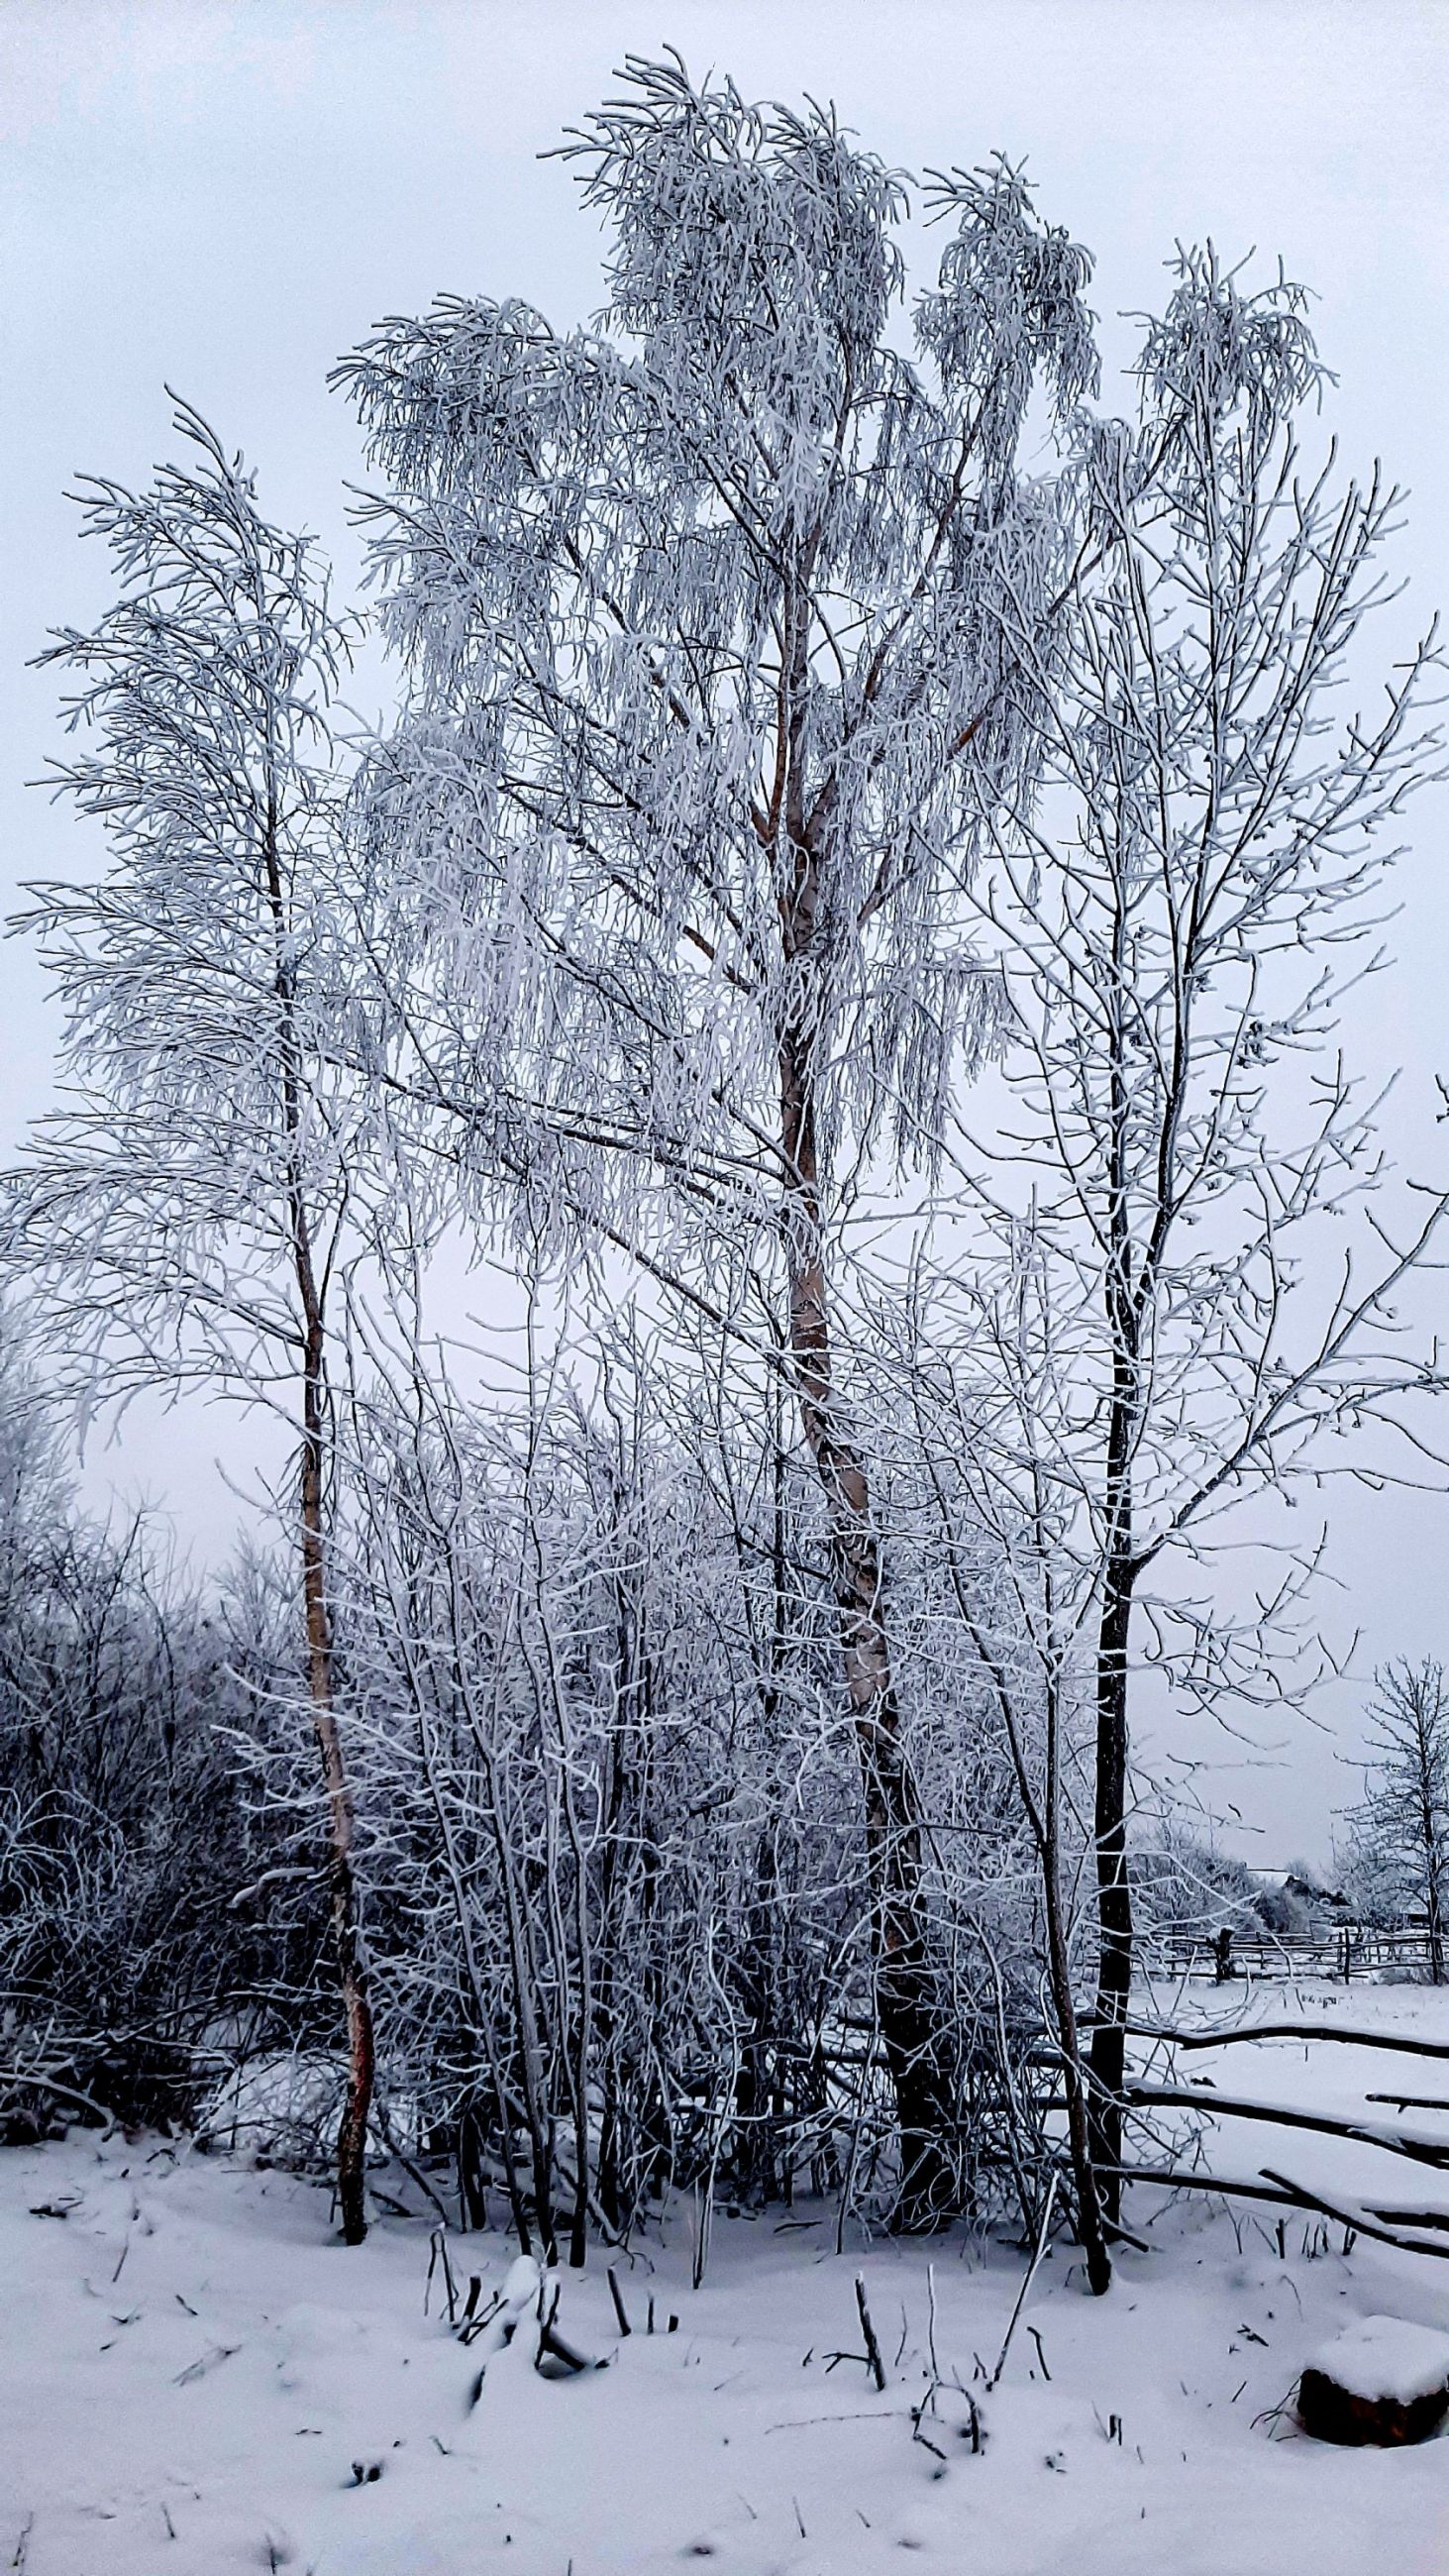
[7, 1986, 1449, 2576]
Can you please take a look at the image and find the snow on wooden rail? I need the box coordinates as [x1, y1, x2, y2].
[1142, 1929, 1440, 1983]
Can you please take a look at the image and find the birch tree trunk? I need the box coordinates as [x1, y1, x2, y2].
[778, 958, 956, 2227]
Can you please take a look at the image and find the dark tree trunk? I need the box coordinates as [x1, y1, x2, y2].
[263, 800, 376, 2246]
[1087, 979, 1141, 2235]
[1038, 1689, 1112, 2294]
[299, 1318, 375, 2247]
[1087, 1208, 1137, 2231]
[1087, 1560, 1134, 2227]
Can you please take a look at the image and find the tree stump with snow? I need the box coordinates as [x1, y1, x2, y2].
[1297, 2315, 1449, 2446]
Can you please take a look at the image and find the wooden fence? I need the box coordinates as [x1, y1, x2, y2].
[1141, 1927, 1444, 1986]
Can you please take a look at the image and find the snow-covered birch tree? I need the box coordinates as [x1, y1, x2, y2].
[337, 55, 1099, 2225]
[4, 407, 382, 2242]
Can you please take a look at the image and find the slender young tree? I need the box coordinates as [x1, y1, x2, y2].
[338, 56, 1099, 2223]
[951, 252, 1446, 2230]
[897, 1247, 1114, 2291]
[5, 405, 381, 2241]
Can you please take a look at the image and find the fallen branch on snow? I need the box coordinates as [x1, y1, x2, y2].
[1258, 2169, 1449, 2265]
[988, 2173, 1059, 2393]
[1122, 2081, 1449, 2172]
[1115, 2021, 1449, 2062]
[0, 2067, 117, 2138]
[1106, 2162, 1449, 2262]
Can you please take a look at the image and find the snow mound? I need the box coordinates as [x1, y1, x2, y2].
[269, 2301, 372, 2357]
[197, 2052, 345, 2160]
[196, 2054, 411, 2164]
[1304, 2313, 1449, 2406]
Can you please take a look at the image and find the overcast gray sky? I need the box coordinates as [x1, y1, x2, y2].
[4, 0, 1447, 1863]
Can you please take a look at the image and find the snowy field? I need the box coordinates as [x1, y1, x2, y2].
[7, 1986, 1449, 2576]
